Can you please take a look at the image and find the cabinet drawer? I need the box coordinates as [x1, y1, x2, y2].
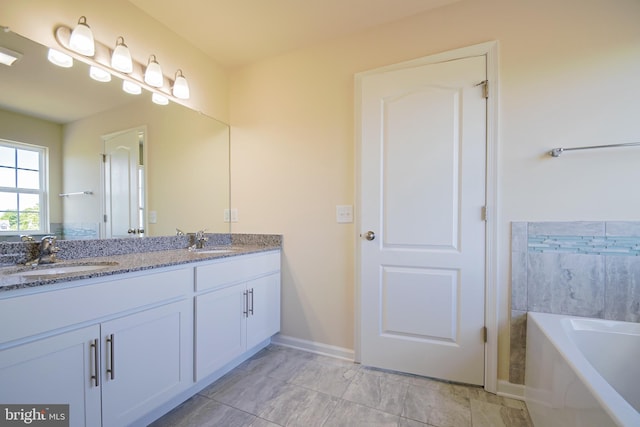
[195, 251, 281, 291]
[0, 267, 193, 345]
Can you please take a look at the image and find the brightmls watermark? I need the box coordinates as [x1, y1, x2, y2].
[0, 405, 68, 426]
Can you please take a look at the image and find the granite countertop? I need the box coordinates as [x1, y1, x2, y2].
[0, 234, 281, 293]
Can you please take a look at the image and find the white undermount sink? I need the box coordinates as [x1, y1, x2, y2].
[4, 262, 118, 278]
[189, 248, 237, 254]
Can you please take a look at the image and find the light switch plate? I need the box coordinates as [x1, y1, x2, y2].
[149, 210, 157, 224]
[336, 205, 353, 223]
[224, 208, 239, 223]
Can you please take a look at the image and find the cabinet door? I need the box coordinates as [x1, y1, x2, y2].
[195, 283, 246, 381]
[246, 273, 281, 349]
[0, 325, 102, 427]
[100, 299, 193, 427]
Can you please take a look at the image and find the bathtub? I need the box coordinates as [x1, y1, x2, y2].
[525, 312, 640, 427]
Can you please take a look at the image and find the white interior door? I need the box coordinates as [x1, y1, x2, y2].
[358, 55, 487, 385]
[103, 129, 144, 238]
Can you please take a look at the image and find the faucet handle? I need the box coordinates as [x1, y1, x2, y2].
[41, 235, 59, 251]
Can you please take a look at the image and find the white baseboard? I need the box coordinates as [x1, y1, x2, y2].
[271, 334, 355, 362]
[497, 379, 526, 401]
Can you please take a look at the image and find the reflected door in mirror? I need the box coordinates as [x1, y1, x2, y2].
[103, 129, 145, 238]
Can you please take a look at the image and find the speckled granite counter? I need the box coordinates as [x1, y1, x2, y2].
[0, 234, 281, 293]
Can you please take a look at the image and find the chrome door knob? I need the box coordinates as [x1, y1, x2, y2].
[363, 231, 376, 241]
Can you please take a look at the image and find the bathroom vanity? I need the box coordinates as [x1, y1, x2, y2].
[0, 237, 281, 427]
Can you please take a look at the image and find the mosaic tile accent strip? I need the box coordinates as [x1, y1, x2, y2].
[528, 235, 640, 256]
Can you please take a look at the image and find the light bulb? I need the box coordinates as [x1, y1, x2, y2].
[89, 65, 111, 82]
[172, 69, 190, 99]
[68, 16, 95, 56]
[0, 46, 22, 66]
[47, 48, 73, 68]
[111, 36, 133, 73]
[152, 92, 169, 105]
[144, 55, 163, 88]
[122, 80, 142, 95]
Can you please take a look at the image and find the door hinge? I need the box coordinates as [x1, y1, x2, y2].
[481, 206, 488, 222]
[482, 326, 488, 343]
[475, 80, 489, 99]
[103, 214, 108, 222]
[102, 154, 106, 162]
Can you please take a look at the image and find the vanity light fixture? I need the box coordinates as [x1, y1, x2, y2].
[111, 36, 133, 73]
[172, 69, 190, 99]
[89, 65, 111, 82]
[0, 46, 22, 66]
[53, 16, 191, 104]
[122, 80, 142, 95]
[47, 48, 73, 68]
[144, 55, 163, 88]
[152, 92, 169, 105]
[68, 16, 95, 56]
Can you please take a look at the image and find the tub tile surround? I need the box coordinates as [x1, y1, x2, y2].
[509, 221, 640, 384]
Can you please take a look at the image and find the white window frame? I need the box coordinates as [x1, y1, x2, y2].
[0, 139, 49, 236]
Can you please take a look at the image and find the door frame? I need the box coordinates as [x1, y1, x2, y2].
[354, 41, 499, 392]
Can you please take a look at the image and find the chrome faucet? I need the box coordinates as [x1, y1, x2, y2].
[195, 229, 208, 249]
[189, 229, 208, 250]
[35, 235, 59, 265]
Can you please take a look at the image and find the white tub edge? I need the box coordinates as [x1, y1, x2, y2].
[525, 312, 639, 427]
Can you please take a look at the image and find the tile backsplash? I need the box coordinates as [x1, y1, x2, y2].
[509, 221, 640, 384]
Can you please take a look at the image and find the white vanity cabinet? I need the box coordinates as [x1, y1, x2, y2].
[0, 325, 102, 427]
[0, 248, 282, 426]
[100, 299, 193, 426]
[194, 250, 281, 380]
[0, 267, 194, 427]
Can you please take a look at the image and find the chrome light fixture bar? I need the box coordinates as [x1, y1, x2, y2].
[52, 18, 190, 105]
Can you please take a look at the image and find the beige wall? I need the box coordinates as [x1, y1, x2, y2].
[229, 0, 640, 381]
[1, 0, 229, 122]
[0, 109, 63, 225]
[4, 0, 639, 384]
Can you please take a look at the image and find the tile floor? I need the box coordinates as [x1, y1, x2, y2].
[150, 344, 533, 427]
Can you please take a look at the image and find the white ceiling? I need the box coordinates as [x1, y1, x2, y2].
[127, 0, 460, 67]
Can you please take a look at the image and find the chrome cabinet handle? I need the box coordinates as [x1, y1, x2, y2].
[90, 339, 99, 387]
[243, 290, 248, 318]
[249, 289, 254, 316]
[362, 231, 376, 241]
[106, 334, 115, 380]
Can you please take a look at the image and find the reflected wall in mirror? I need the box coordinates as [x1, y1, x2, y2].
[0, 29, 230, 240]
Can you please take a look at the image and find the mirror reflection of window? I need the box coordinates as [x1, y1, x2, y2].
[0, 139, 48, 234]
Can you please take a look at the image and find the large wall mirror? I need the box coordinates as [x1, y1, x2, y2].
[0, 29, 230, 240]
